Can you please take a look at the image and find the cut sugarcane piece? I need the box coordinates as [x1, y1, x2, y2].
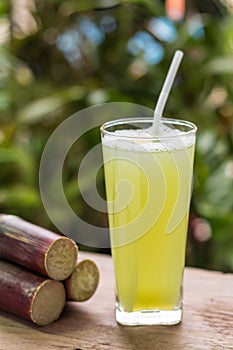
[0, 260, 66, 326]
[0, 214, 78, 280]
[65, 259, 100, 302]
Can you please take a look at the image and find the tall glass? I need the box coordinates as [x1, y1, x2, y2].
[100, 117, 197, 326]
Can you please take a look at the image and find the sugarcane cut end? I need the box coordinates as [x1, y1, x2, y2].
[69, 259, 100, 302]
[30, 279, 66, 326]
[45, 237, 78, 281]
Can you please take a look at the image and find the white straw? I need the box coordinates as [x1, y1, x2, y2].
[152, 50, 184, 134]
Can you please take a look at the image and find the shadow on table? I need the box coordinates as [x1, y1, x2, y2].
[116, 323, 185, 350]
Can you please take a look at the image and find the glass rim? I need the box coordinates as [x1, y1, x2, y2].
[100, 117, 197, 140]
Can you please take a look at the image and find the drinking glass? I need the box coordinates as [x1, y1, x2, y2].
[101, 117, 197, 326]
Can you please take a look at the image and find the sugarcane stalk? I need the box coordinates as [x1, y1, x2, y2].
[0, 214, 78, 281]
[0, 260, 66, 326]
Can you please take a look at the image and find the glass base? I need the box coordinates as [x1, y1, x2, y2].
[116, 305, 182, 326]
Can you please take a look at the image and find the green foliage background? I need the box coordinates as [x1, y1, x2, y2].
[1, 0, 233, 271]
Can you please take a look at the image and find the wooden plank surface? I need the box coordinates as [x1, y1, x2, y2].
[0, 251, 233, 350]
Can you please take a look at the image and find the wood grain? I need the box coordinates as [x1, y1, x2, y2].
[0, 251, 233, 350]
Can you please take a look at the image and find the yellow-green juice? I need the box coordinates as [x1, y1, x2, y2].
[101, 118, 196, 325]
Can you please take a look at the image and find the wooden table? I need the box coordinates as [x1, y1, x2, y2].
[0, 252, 233, 350]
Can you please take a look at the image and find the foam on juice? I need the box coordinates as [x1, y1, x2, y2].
[102, 124, 195, 152]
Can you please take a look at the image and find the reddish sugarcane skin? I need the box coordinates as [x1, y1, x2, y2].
[0, 214, 62, 276]
[0, 260, 47, 321]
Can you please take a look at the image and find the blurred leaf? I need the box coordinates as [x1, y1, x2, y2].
[0, 91, 10, 110]
[0, 147, 36, 184]
[0, 0, 9, 15]
[197, 129, 228, 165]
[16, 86, 86, 125]
[70, 0, 121, 11]
[0, 186, 40, 207]
[205, 56, 233, 74]
[122, 0, 162, 13]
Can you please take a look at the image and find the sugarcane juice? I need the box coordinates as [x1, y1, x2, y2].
[102, 128, 195, 312]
